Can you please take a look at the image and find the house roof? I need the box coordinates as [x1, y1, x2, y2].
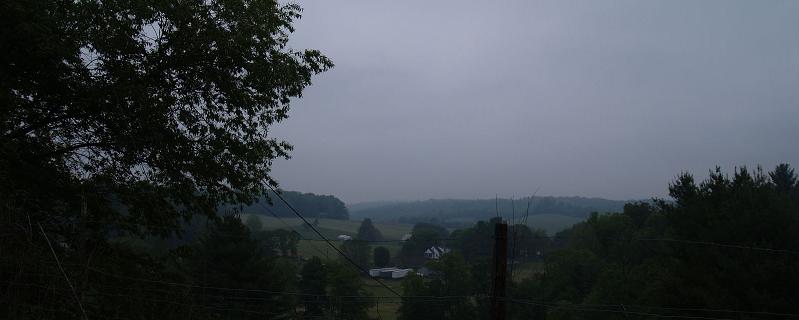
[425, 246, 450, 255]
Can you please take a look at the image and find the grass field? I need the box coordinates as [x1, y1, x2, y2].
[242, 214, 413, 259]
[238, 214, 549, 320]
[511, 261, 545, 280]
[244, 215, 413, 239]
[363, 277, 404, 320]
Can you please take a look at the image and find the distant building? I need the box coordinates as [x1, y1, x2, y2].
[416, 266, 436, 277]
[424, 246, 450, 260]
[368, 267, 413, 279]
[336, 235, 352, 241]
[401, 233, 412, 241]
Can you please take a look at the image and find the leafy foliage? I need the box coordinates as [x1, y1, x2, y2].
[340, 239, 371, 269]
[1, 0, 329, 318]
[373, 246, 391, 268]
[400, 253, 478, 320]
[508, 165, 799, 319]
[186, 216, 298, 318]
[235, 190, 349, 220]
[2, 0, 333, 235]
[327, 262, 374, 320]
[395, 165, 799, 320]
[300, 257, 328, 317]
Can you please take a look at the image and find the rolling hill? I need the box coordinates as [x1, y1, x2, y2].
[349, 196, 630, 233]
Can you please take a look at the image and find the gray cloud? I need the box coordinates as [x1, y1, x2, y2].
[270, 0, 799, 203]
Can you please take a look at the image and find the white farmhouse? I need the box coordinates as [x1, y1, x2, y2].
[424, 246, 450, 260]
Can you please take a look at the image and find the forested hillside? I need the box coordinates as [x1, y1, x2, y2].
[398, 165, 799, 320]
[350, 196, 627, 227]
[230, 190, 349, 220]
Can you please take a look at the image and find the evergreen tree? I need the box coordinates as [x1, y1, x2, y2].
[506, 165, 799, 320]
[400, 253, 477, 320]
[300, 257, 328, 317]
[188, 216, 297, 319]
[328, 262, 374, 320]
[399, 274, 435, 320]
[356, 218, 383, 241]
[770, 163, 798, 194]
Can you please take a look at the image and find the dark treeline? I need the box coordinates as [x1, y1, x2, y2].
[398, 164, 799, 320]
[1, 0, 336, 318]
[394, 219, 548, 267]
[227, 190, 349, 220]
[351, 197, 627, 227]
[3, 210, 374, 320]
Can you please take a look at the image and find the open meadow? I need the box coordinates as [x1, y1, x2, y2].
[242, 214, 413, 259]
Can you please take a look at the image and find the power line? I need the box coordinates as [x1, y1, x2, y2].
[2, 280, 291, 317]
[502, 297, 735, 320]
[15, 219, 799, 256]
[255, 201, 334, 259]
[37, 222, 88, 320]
[1, 273, 462, 301]
[20, 220, 438, 243]
[582, 302, 799, 318]
[18, 219, 799, 256]
[499, 295, 799, 319]
[538, 234, 799, 256]
[265, 185, 403, 298]
[10, 268, 799, 319]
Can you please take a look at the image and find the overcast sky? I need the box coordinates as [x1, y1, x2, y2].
[270, 0, 799, 204]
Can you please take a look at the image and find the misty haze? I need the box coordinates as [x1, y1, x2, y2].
[2, 1, 797, 320]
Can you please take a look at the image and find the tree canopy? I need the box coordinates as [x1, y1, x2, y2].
[508, 164, 799, 319]
[1, 0, 331, 318]
[2, 0, 333, 236]
[396, 164, 799, 320]
[235, 190, 349, 220]
[373, 246, 391, 267]
[356, 218, 383, 241]
[397, 222, 450, 266]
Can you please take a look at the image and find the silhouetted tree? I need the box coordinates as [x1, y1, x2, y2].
[1, 0, 330, 317]
[400, 253, 477, 320]
[341, 240, 371, 269]
[374, 246, 391, 267]
[357, 218, 383, 241]
[505, 165, 799, 320]
[398, 223, 450, 265]
[300, 257, 328, 317]
[187, 216, 297, 319]
[328, 262, 373, 320]
[770, 163, 798, 194]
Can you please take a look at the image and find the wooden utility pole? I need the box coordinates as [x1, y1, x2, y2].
[490, 222, 508, 320]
